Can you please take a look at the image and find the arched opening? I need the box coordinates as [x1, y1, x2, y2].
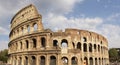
[33, 23, 37, 31]
[72, 42, 75, 49]
[27, 25, 30, 33]
[89, 57, 93, 65]
[41, 37, 46, 47]
[50, 56, 56, 65]
[21, 27, 24, 35]
[83, 43, 87, 52]
[14, 57, 17, 65]
[89, 43, 92, 52]
[18, 57, 22, 65]
[77, 42, 81, 50]
[31, 56, 36, 65]
[61, 57, 68, 65]
[25, 56, 28, 65]
[20, 42, 22, 49]
[61, 39, 68, 48]
[84, 57, 88, 65]
[83, 37, 87, 42]
[71, 57, 77, 65]
[32, 39, 37, 48]
[26, 40, 29, 49]
[95, 58, 97, 65]
[99, 58, 101, 65]
[94, 44, 96, 52]
[53, 40, 58, 47]
[98, 45, 100, 52]
[40, 56, 45, 65]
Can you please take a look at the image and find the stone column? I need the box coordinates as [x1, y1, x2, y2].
[37, 36, 40, 49]
[36, 55, 39, 65]
[93, 57, 95, 65]
[30, 24, 34, 33]
[22, 56, 24, 65]
[46, 55, 49, 65]
[68, 57, 71, 65]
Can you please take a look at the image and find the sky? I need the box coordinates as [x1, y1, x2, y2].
[0, 0, 120, 50]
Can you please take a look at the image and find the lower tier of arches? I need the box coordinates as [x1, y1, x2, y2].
[8, 54, 109, 65]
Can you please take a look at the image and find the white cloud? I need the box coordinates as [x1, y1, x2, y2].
[44, 13, 103, 31]
[99, 24, 120, 48]
[0, 26, 9, 35]
[0, 41, 8, 50]
[107, 13, 120, 21]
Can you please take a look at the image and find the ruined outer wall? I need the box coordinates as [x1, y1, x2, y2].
[8, 4, 109, 65]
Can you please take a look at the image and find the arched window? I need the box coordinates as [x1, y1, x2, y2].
[18, 57, 22, 65]
[41, 37, 46, 47]
[50, 56, 56, 65]
[99, 58, 101, 65]
[61, 57, 68, 65]
[83, 37, 87, 42]
[89, 43, 92, 52]
[40, 56, 45, 65]
[71, 57, 77, 65]
[89, 57, 93, 65]
[25, 56, 28, 65]
[20, 42, 22, 49]
[95, 58, 97, 65]
[27, 25, 30, 33]
[94, 44, 96, 52]
[32, 39, 37, 48]
[33, 23, 37, 31]
[61, 39, 68, 48]
[72, 42, 75, 49]
[84, 57, 88, 65]
[83, 43, 87, 52]
[31, 56, 36, 65]
[26, 40, 29, 49]
[98, 45, 100, 52]
[77, 42, 81, 50]
[21, 27, 24, 35]
[53, 40, 58, 47]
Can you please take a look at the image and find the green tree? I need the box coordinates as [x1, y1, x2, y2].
[0, 49, 8, 63]
[109, 48, 118, 62]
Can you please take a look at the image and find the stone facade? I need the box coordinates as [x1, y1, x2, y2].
[8, 4, 109, 65]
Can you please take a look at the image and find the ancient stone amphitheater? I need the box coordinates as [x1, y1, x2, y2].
[8, 4, 109, 65]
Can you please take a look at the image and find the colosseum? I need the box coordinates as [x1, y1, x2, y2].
[8, 4, 109, 65]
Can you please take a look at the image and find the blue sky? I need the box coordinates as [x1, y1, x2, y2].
[0, 0, 120, 50]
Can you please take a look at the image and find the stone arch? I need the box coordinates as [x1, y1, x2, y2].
[84, 57, 88, 65]
[41, 37, 46, 47]
[89, 43, 92, 52]
[40, 56, 45, 65]
[26, 40, 29, 49]
[95, 58, 97, 65]
[61, 57, 68, 65]
[72, 42, 75, 49]
[50, 56, 56, 65]
[31, 56, 36, 65]
[33, 23, 37, 31]
[89, 57, 93, 65]
[32, 38, 37, 48]
[61, 39, 68, 48]
[27, 25, 30, 33]
[94, 44, 96, 52]
[71, 57, 78, 65]
[77, 42, 81, 50]
[83, 43, 87, 52]
[98, 45, 100, 52]
[99, 58, 101, 65]
[21, 27, 24, 35]
[18, 57, 22, 65]
[20, 41, 22, 49]
[53, 40, 58, 47]
[25, 56, 28, 65]
[83, 37, 87, 42]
